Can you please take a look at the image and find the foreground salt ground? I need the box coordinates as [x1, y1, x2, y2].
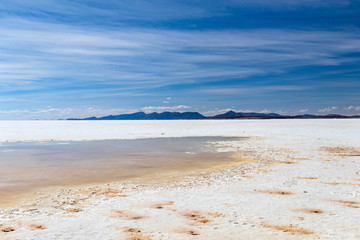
[0, 119, 359, 240]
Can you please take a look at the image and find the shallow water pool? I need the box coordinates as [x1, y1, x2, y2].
[0, 137, 243, 206]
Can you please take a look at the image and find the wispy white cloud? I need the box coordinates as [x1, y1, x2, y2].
[141, 105, 190, 113]
[299, 109, 309, 113]
[318, 106, 338, 113]
[196, 85, 305, 95]
[162, 97, 172, 104]
[344, 106, 360, 111]
[0, 18, 359, 92]
[0, 107, 136, 120]
[200, 108, 275, 116]
[259, 109, 271, 114]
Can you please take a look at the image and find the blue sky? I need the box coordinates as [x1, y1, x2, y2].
[0, 0, 359, 119]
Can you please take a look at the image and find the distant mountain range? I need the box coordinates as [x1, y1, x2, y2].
[68, 111, 205, 120]
[67, 110, 360, 120]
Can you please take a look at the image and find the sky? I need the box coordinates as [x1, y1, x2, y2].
[0, 0, 359, 119]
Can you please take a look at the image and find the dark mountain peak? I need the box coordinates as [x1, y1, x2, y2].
[213, 110, 243, 119]
[224, 110, 236, 115]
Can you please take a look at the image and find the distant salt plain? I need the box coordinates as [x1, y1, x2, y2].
[0, 119, 358, 143]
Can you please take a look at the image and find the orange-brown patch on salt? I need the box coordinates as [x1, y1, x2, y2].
[262, 223, 315, 235]
[181, 210, 223, 225]
[126, 235, 152, 240]
[293, 208, 324, 214]
[254, 190, 295, 195]
[186, 230, 200, 236]
[297, 177, 318, 180]
[330, 200, 360, 209]
[322, 182, 360, 187]
[110, 210, 149, 220]
[64, 208, 83, 213]
[27, 224, 47, 230]
[183, 211, 205, 222]
[292, 157, 310, 160]
[79, 187, 126, 198]
[122, 227, 141, 233]
[207, 212, 225, 218]
[321, 146, 360, 157]
[150, 201, 174, 209]
[173, 227, 200, 236]
[183, 211, 212, 224]
[280, 161, 297, 164]
[223, 202, 234, 206]
[1, 227, 15, 232]
[323, 182, 342, 186]
[208, 154, 258, 170]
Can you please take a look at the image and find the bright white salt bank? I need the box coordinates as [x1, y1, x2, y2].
[0, 119, 359, 240]
[0, 119, 359, 143]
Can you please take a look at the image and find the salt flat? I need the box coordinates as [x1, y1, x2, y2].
[0, 119, 359, 240]
[0, 119, 359, 143]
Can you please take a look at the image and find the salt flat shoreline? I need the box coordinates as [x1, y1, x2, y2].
[0, 120, 359, 240]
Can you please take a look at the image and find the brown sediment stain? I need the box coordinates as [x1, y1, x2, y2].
[59, 199, 80, 206]
[174, 227, 200, 236]
[207, 212, 225, 218]
[322, 182, 343, 186]
[126, 235, 152, 240]
[183, 211, 209, 224]
[262, 223, 315, 235]
[27, 224, 47, 230]
[293, 208, 324, 214]
[294, 216, 304, 221]
[117, 227, 152, 240]
[254, 190, 295, 195]
[208, 155, 258, 170]
[297, 177, 318, 180]
[280, 161, 297, 164]
[323, 182, 360, 187]
[223, 203, 234, 206]
[186, 230, 200, 236]
[181, 210, 223, 225]
[122, 227, 141, 233]
[321, 147, 360, 157]
[292, 157, 310, 161]
[150, 201, 174, 209]
[199, 219, 212, 224]
[64, 207, 83, 213]
[1, 227, 15, 232]
[110, 210, 149, 220]
[79, 187, 127, 198]
[330, 200, 360, 209]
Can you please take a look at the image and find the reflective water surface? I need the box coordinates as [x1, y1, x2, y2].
[0, 137, 243, 206]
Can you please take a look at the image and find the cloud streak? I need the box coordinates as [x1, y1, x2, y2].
[344, 106, 360, 111]
[0, 107, 137, 120]
[1, 19, 359, 92]
[141, 105, 190, 113]
[318, 106, 338, 113]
